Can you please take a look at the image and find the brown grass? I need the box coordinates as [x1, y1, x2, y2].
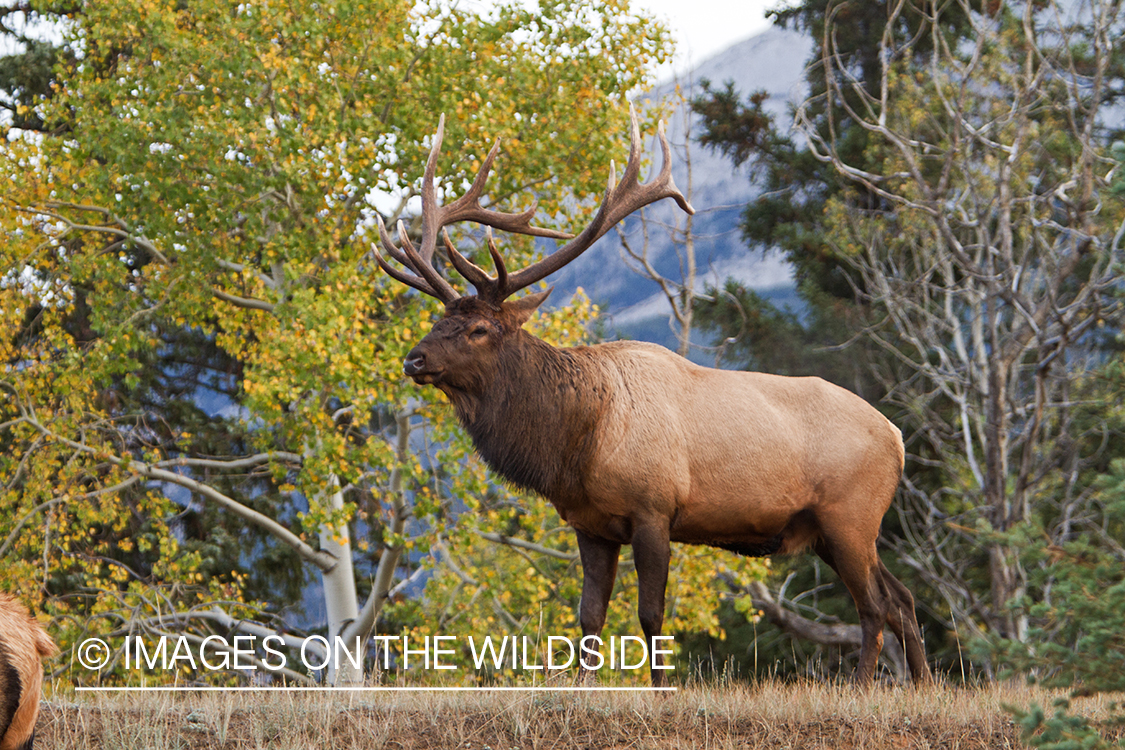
[35, 680, 1122, 750]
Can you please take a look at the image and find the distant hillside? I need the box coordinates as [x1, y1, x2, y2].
[545, 26, 812, 355]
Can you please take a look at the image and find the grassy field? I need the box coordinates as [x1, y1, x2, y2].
[35, 680, 1124, 749]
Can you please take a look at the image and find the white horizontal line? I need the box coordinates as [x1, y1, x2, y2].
[76, 686, 676, 693]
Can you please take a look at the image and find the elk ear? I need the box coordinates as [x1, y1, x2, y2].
[506, 288, 552, 328]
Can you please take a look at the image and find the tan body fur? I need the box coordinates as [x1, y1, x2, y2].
[0, 594, 56, 750]
[567, 341, 904, 556]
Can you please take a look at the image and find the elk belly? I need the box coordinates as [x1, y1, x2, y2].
[563, 506, 634, 545]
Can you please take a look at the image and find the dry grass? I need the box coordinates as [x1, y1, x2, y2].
[36, 679, 1123, 750]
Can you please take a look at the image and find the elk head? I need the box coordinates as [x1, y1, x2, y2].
[371, 108, 693, 396]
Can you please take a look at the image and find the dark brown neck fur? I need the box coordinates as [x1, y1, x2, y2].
[442, 332, 606, 506]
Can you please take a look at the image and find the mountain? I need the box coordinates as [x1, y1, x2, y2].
[545, 26, 812, 356]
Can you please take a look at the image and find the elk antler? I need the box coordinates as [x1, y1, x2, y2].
[484, 106, 695, 303]
[374, 108, 695, 306]
[371, 114, 573, 304]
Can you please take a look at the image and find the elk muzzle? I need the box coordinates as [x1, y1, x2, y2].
[403, 348, 439, 383]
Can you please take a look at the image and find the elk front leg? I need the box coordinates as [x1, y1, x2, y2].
[576, 529, 620, 684]
[632, 522, 671, 687]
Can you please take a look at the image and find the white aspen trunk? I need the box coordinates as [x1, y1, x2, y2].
[338, 406, 415, 682]
[319, 476, 363, 685]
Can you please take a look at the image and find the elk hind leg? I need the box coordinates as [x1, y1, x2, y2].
[575, 530, 621, 683]
[813, 538, 888, 686]
[632, 522, 671, 687]
[877, 560, 932, 684]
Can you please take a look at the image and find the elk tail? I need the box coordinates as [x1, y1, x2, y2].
[886, 416, 906, 473]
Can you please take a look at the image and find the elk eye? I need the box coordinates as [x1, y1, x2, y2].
[470, 326, 489, 339]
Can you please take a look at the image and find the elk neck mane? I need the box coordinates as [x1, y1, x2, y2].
[444, 331, 608, 505]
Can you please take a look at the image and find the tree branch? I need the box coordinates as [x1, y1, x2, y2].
[474, 530, 578, 561]
[18, 415, 338, 572]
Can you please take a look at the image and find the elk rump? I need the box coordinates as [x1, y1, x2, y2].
[0, 593, 56, 750]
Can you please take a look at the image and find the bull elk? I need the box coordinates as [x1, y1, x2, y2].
[372, 110, 932, 686]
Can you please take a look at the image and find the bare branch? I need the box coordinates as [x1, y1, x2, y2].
[474, 530, 578, 561]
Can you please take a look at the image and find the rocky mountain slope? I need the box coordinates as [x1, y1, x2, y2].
[547, 26, 812, 350]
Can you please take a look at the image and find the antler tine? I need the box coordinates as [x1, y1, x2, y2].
[444, 138, 504, 221]
[415, 113, 448, 270]
[369, 118, 461, 305]
[397, 220, 460, 302]
[443, 228, 512, 305]
[499, 105, 695, 299]
[370, 235, 447, 300]
[375, 214, 411, 267]
[486, 228, 509, 294]
[370, 214, 459, 303]
[440, 138, 575, 241]
[611, 102, 645, 196]
[655, 119, 693, 215]
[442, 230, 492, 288]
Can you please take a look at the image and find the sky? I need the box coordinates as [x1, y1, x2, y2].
[631, 0, 776, 78]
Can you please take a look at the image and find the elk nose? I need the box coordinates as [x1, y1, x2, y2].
[403, 352, 426, 376]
